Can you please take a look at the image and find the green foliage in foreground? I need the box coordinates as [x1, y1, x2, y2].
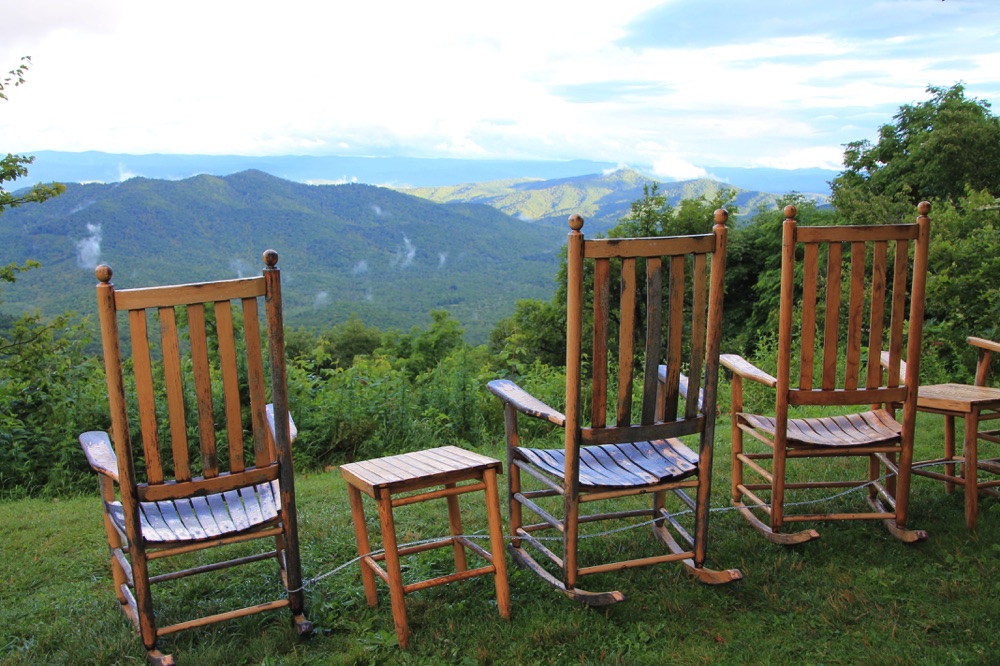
[1, 416, 998, 665]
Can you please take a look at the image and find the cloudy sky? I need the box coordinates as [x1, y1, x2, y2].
[1, 0, 998, 180]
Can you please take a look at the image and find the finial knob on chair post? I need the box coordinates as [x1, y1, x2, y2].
[263, 249, 279, 268]
[568, 214, 584, 231]
[918, 201, 931, 216]
[783, 205, 798, 220]
[95, 264, 113, 283]
[714, 208, 729, 227]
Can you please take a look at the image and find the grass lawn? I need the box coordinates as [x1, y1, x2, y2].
[2, 413, 998, 665]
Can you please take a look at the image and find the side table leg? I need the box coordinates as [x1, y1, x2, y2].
[377, 488, 410, 648]
[964, 412, 979, 530]
[445, 483, 468, 572]
[944, 414, 957, 494]
[347, 485, 379, 607]
[483, 468, 511, 620]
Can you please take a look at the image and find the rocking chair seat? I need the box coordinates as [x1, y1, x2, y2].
[738, 409, 902, 448]
[106, 480, 282, 544]
[516, 439, 699, 489]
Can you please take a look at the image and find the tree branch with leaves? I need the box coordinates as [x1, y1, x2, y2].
[1, 56, 65, 217]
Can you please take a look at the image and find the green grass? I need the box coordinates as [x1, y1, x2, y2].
[2, 413, 999, 665]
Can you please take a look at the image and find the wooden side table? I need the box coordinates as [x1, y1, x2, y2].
[339, 446, 510, 647]
[913, 383, 1000, 529]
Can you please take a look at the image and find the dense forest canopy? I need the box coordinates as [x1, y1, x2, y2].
[1, 83, 998, 498]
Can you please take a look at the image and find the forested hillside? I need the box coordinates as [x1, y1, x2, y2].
[0, 169, 565, 342]
[402, 167, 826, 232]
[1, 166, 821, 340]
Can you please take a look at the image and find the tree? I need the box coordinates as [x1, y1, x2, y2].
[1, 55, 66, 317]
[829, 84, 1000, 378]
[379, 309, 465, 379]
[2, 57, 66, 296]
[831, 83, 1000, 222]
[1, 57, 65, 218]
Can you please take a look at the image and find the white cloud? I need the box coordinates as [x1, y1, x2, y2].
[1, 0, 998, 171]
[75, 223, 101, 269]
[651, 155, 707, 181]
[753, 146, 846, 171]
[229, 257, 249, 278]
[391, 234, 416, 268]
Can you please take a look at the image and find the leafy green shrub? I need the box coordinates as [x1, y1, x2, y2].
[287, 355, 427, 467]
[0, 314, 108, 499]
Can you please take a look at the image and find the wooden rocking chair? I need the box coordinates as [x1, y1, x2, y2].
[488, 212, 741, 605]
[79, 250, 311, 664]
[722, 203, 931, 545]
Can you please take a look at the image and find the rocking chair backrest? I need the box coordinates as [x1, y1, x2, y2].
[776, 204, 930, 417]
[564, 211, 729, 464]
[95, 251, 294, 505]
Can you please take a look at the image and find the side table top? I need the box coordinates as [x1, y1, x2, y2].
[340, 445, 502, 496]
[918, 383, 1000, 413]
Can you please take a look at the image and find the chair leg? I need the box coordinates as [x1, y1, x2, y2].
[652, 490, 667, 528]
[507, 461, 523, 549]
[376, 488, 410, 648]
[861, 450, 927, 542]
[506, 483, 625, 606]
[733, 500, 821, 545]
[146, 649, 175, 666]
[128, 547, 161, 657]
[507, 541, 626, 606]
[562, 494, 580, 593]
[650, 503, 742, 585]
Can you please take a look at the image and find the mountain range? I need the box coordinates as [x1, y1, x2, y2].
[401, 168, 826, 232]
[2, 170, 564, 342]
[15, 150, 839, 195]
[2, 164, 832, 342]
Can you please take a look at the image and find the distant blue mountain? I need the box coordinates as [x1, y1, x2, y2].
[19, 151, 619, 189]
[15, 151, 838, 195]
[704, 166, 838, 195]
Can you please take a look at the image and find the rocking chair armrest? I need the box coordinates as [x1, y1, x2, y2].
[487, 379, 567, 427]
[657, 365, 704, 410]
[879, 350, 909, 383]
[266, 404, 298, 444]
[78, 431, 119, 482]
[967, 336, 1000, 354]
[968, 337, 998, 385]
[720, 354, 778, 388]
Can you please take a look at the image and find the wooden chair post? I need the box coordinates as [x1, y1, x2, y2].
[263, 250, 306, 620]
[562, 213, 586, 593]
